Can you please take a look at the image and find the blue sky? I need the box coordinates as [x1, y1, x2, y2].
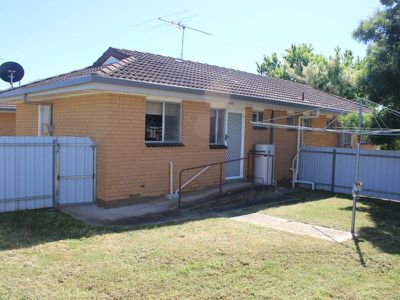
[1, 0, 380, 90]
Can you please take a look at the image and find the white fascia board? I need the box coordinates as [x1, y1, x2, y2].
[0, 76, 94, 102]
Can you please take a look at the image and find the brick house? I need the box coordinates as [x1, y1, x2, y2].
[0, 103, 16, 136]
[0, 47, 357, 205]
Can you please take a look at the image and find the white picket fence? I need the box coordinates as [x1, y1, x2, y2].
[298, 146, 400, 201]
[0, 136, 96, 212]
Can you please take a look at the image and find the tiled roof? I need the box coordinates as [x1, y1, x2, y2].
[0, 103, 16, 112]
[2, 47, 358, 111]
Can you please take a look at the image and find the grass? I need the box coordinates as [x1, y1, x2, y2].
[0, 192, 399, 299]
[259, 191, 400, 252]
[259, 191, 379, 231]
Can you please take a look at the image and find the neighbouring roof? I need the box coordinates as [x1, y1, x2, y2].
[0, 47, 358, 112]
[0, 103, 16, 112]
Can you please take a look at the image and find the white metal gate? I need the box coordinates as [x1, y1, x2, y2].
[0, 136, 96, 212]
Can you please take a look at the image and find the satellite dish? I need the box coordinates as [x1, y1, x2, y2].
[0, 62, 24, 88]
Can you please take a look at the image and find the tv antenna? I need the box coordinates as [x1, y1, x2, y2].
[157, 17, 212, 59]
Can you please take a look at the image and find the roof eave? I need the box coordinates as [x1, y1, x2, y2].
[0, 75, 352, 114]
[0, 75, 94, 100]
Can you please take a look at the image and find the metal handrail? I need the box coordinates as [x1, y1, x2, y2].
[177, 152, 273, 208]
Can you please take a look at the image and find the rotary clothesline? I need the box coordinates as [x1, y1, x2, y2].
[250, 121, 400, 136]
[253, 98, 400, 137]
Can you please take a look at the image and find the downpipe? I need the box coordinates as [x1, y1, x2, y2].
[166, 161, 178, 199]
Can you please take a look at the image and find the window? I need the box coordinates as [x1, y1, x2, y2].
[303, 118, 312, 127]
[286, 115, 298, 131]
[38, 105, 52, 136]
[337, 133, 352, 148]
[252, 111, 263, 123]
[145, 102, 181, 142]
[209, 109, 226, 144]
[287, 116, 296, 126]
[326, 118, 335, 129]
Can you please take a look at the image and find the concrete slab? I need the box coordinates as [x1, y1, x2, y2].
[179, 181, 252, 203]
[60, 202, 173, 225]
[59, 181, 254, 226]
[231, 213, 353, 242]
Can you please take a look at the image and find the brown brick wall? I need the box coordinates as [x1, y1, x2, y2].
[15, 93, 339, 202]
[269, 111, 337, 181]
[16, 104, 37, 135]
[103, 96, 225, 200]
[270, 110, 298, 180]
[303, 115, 337, 147]
[16, 94, 225, 201]
[0, 112, 16, 136]
[51, 94, 114, 200]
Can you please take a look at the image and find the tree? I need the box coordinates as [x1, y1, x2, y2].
[338, 111, 373, 129]
[256, 53, 284, 78]
[256, 44, 364, 99]
[353, 0, 400, 149]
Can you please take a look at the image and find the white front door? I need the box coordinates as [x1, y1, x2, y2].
[225, 111, 244, 179]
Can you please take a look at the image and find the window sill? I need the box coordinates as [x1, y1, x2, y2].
[145, 142, 184, 147]
[252, 126, 267, 130]
[209, 144, 228, 149]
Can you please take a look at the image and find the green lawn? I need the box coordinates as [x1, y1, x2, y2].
[0, 193, 399, 299]
[258, 191, 382, 231]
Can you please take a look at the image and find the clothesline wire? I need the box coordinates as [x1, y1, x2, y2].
[250, 121, 400, 136]
[259, 107, 321, 123]
[256, 98, 399, 132]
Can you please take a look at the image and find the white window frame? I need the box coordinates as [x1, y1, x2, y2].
[303, 118, 312, 128]
[252, 111, 264, 123]
[38, 105, 52, 136]
[210, 108, 226, 145]
[145, 101, 181, 143]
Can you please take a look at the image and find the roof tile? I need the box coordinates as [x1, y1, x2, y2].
[2, 47, 357, 111]
[0, 103, 16, 112]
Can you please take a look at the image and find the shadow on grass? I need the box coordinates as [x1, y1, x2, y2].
[0, 188, 399, 256]
[341, 198, 400, 255]
[0, 188, 327, 251]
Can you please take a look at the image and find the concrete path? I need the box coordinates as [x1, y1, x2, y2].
[60, 202, 174, 226]
[231, 213, 353, 242]
[60, 181, 255, 226]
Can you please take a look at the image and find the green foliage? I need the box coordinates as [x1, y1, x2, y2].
[353, 0, 400, 149]
[257, 1, 400, 149]
[338, 111, 374, 129]
[256, 43, 365, 99]
[256, 53, 284, 78]
[369, 107, 400, 149]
